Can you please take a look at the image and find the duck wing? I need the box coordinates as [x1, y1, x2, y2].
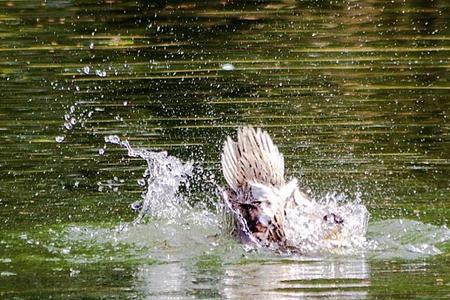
[221, 126, 285, 194]
[221, 127, 293, 245]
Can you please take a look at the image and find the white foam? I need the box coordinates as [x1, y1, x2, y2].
[284, 192, 370, 254]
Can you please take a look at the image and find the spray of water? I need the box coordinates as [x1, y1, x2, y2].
[284, 191, 369, 254]
[102, 136, 449, 258]
[104, 135, 221, 229]
[104, 135, 370, 254]
[105, 135, 193, 221]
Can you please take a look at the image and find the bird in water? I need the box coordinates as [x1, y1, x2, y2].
[221, 126, 349, 252]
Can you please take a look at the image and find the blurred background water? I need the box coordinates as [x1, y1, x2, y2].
[1, 0, 449, 299]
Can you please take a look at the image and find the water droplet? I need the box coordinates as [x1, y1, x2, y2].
[221, 63, 235, 71]
[82, 66, 90, 75]
[95, 70, 106, 77]
[55, 135, 65, 143]
[104, 135, 121, 144]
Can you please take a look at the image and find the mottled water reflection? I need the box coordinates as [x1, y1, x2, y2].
[223, 258, 369, 299]
[135, 263, 191, 299]
[133, 257, 369, 299]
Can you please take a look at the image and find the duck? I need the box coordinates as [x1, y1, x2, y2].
[221, 126, 347, 251]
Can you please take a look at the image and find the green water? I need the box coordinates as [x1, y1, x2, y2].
[1, 0, 450, 299]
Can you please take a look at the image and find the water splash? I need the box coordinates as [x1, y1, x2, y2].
[60, 102, 96, 133]
[367, 219, 450, 259]
[284, 191, 370, 254]
[101, 136, 449, 258]
[105, 135, 194, 222]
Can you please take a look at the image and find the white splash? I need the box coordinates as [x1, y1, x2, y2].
[284, 191, 370, 254]
[104, 135, 194, 222]
[104, 135, 370, 254]
[100, 136, 449, 259]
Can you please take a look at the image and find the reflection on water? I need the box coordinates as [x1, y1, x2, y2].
[221, 258, 369, 299]
[134, 257, 370, 299]
[135, 263, 191, 299]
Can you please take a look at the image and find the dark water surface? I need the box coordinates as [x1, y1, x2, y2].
[1, 0, 450, 299]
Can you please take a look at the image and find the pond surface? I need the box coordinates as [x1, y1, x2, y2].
[1, 0, 450, 299]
